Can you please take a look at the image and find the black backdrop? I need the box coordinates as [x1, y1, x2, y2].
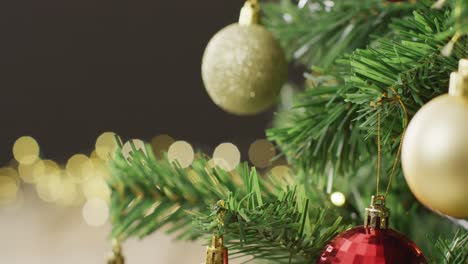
[0, 0, 273, 164]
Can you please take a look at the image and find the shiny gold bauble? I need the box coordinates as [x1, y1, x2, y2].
[202, 23, 287, 115]
[402, 94, 468, 218]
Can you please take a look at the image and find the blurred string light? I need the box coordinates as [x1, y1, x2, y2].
[330, 192, 346, 207]
[270, 165, 291, 178]
[82, 198, 109, 227]
[213, 143, 240, 171]
[95, 132, 117, 160]
[151, 134, 175, 158]
[248, 139, 276, 169]
[168, 141, 194, 168]
[3, 133, 290, 227]
[13, 136, 40, 165]
[121, 139, 147, 163]
[0, 167, 19, 205]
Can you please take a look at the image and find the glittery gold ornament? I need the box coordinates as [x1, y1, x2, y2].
[402, 59, 468, 218]
[201, 0, 287, 115]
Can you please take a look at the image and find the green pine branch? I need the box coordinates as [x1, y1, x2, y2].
[195, 177, 346, 263]
[108, 143, 347, 263]
[433, 230, 468, 264]
[262, 0, 416, 68]
[108, 145, 278, 241]
[106, 1, 468, 263]
[268, 1, 467, 176]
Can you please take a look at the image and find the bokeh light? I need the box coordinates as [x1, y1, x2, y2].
[0, 168, 19, 205]
[270, 165, 292, 179]
[168, 141, 194, 168]
[66, 154, 93, 180]
[82, 198, 109, 227]
[151, 134, 175, 158]
[13, 136, 40, 165]
[36, 173, 62, 203]
[18, 162, 39, 184]
[56, 176, 80, 206]
[82, 176, 110, 202]
[121, 139, 147, 163]
[95, 132, 117, 160]
[212, 143, 240, 171]
[248, 139, 276, 168]
[33, 159, 60, 183]
[330, 192, 346, 207]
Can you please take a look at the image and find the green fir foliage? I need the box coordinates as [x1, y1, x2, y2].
[108, 0, 468, 263]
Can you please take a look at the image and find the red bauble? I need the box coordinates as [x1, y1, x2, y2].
[318, 226, 426, 264]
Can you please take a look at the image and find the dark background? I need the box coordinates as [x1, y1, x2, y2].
[0, 0, 273, 164]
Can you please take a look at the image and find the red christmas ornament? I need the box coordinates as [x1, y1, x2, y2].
[318, 196, 427, 264]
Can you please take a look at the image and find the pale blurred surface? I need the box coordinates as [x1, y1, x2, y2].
[0, 188, 206, 264]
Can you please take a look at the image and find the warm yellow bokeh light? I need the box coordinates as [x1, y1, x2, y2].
[213, 143, 240, 171]
[82, 177, 110, 202]
[82, 198, 109, 227]
[66, 154, 93, 180]
[168, 141, 194, 168]
[270, 165, 292, 179]
[248, 139, 276, 168]
[151, 134, 175, 158]
[0, 167, 19, 182]
[13, 136, 40, 165]
[95, 132, 117, 160]
[33, 159, 60, 182]
[56, 177, 79, 206]
[35, 173, 62, 203]
[330, 192, 346, 207]
[0, 174, 19, 205]
[18, 162, 39, 184]
[121, 139, 147, 163]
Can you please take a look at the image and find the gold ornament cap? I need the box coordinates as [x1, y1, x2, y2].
[107, 240, 125, 264]
[364, 195, 390, 230]
[206, 235, 228, 264]
[449, 59, 468, 97]
[239, 0, 259, 25]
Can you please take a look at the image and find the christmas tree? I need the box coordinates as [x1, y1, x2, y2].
[107, 0, 467, 263]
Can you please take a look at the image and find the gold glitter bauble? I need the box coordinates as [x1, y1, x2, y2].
[202, 23, 287, 115]
[402, 94, 468, 218]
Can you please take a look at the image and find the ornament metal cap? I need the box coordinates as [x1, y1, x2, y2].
[449, 59, 468, 97]
[206, 235, 228, 264]
[107, 239, 125, 264]
[239, 0, 260, 25]
[364, 195, 390, 230]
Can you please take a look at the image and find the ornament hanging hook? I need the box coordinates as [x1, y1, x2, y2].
[449, 59, 468, 97]
[374, 88, 409, 199]
[239, 0, 260, 25]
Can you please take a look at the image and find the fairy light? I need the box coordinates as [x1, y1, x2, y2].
[36, 173, 62, 203]
[82, 198, 109, 227]
[82, 176, 111, 202]
[95, 132, 117, 160]
[213, 143, 240, 171]
[12, 136, 40, 165]
[33, 159, 60, 183]
[66, 154, 93, 180]
[248, 139, 276, 168]
[168, 141, 194, 168]
[270, 165, 291, 178]
[56, 176, 79, 206]
[18, 162, 38, 184]
[0, 168, 19, 205]
[121, 139, 147, 163]
[330, 192, 346, 207]
[151, 134, 175, 158]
